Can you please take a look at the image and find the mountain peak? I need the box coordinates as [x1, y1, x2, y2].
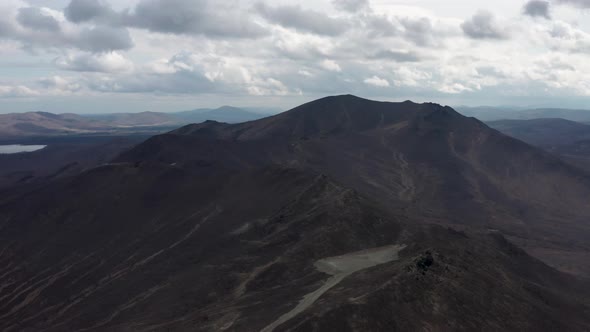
[225, 95, 465, 141]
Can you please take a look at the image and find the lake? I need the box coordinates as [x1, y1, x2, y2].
[0, 145, 47, 154]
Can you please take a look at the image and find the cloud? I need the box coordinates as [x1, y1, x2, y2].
[64, 0, 115, 23]
[438, 82, 473, 94]
[546, 21, 590, 53]
[256, 3, 349, 36]
[55, 52, 134, 73]
[0, 85, 39, 98]
[130, 0, 267, 38]
[461, 11, 508, 40]
[76, 26, 133, 53]
[364, 14, 449, 47]
[332, 0, 369, 12]
[364, 76, 389, 87]
[16, 7, 60, 31]
[369, 50, 423, 62]
[37, 75, 82, 94]
[399, 16, 438, 46]
[0, 5, 133, 53]
[63, 0, 268, 39]
[555, 0, 590, 8]
[523, 1, 551, 19]
[320, 59, 342, 72]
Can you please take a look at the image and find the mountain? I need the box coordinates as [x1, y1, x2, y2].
[457, 106, 590, 122]
[124, 96, 590, 277]
[86, 111, 177, 127]
[0, 112, 105, 137]
[487, 118, 590, 147]
[0, 107, 270, 138]
[2, 95, 590, 331]
[488, 118, 590, 171]
[171, 106, 266, 124]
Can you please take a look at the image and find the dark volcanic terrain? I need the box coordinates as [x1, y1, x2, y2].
[0, 136, 147, 190]
[1, 95, 590, 331]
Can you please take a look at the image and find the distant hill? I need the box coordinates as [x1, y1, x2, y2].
[85, 111, 176, 127]
[0, 112, 106, 137]
[457, 106, 590, 122]
[0, 106, 274, 137]
[488, 118, 590, 172]
[171, 106, 266, 124]
[488, 118, 590, 147]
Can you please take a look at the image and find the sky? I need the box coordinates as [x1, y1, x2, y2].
[1, 0, 590, 114]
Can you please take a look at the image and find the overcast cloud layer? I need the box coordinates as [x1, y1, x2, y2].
[1, 0, 590, 113]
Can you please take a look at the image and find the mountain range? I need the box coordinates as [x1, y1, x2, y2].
[488, 118, 590, 170]
[1, 95, 590, 331]
[456, 106, 590, 122]
[0, 106, 270, 138]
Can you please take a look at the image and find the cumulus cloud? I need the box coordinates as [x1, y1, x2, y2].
[0, 85, 39, 98]
[37, 76, 82, 94]
[16, 7, 60, 31]
[64, 0, 115, 23]
[364, 76, 389, 87]
[369, 50, 423, 62]
[255, 3, 349, 36]
[75, 26, 133, 53]
[130, 0, 267, 38]
[332, 0, 369, 12]
[3, 0, 590, 107]
[546, 21, 590, 53]
[320, 59, 342, 72]
[64, 0, 267, 39]
[55, 52, 134, 73]
[461, 11, 508, 40]
[523, 1, 551, 19]
[555, 0, 590, 8]
[0, 5, 133, 53]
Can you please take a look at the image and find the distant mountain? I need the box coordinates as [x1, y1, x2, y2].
[488, 118, 590, 172]
[3, 95, 590, 330]
[85, 111, 176, 127]
[488, 118, 590, 147]
[457, 106, 590, 122]
[0, 106, 274, 137]
[0, 111, 105, 137]
[171, 106, 266, 123]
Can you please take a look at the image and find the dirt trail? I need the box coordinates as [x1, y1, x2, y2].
[261, 244, 406, 332]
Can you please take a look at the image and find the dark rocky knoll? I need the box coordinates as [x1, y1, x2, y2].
[1, 95, 590, 331]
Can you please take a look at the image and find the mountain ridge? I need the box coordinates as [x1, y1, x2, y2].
[2, 95, 590, 330]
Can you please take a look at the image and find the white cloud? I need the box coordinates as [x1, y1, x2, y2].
[0, 85, 39, 97]
[364, 75, 390, 87]
[1, 0, 590, 109]
[55, 52, 134, 73]
[320, 59, 341, 72]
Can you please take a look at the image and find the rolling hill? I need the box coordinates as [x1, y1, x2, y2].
[457, 106, 590, 122]
[488, 118, 590, 171]
[487, 118, 590, 147]
[0, 107, 269, 138]
[0, 112, 105, 137]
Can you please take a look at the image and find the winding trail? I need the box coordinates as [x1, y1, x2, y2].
[261, 244, 406, 332]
